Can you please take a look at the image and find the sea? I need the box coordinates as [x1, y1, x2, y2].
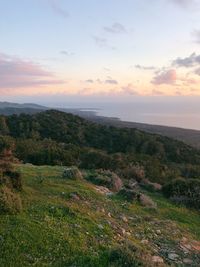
[48, 98, 200, 131]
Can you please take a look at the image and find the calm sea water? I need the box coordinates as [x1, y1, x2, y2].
[49, 100, 200, 131]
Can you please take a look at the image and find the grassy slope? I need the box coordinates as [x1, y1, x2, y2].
[0, 165, 199, 267]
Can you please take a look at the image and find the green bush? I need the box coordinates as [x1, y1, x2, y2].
[5, 171, 22, 191]
[62, 167, 83, 180]
[162, 178, 200, 210]
[86, 169, 123, 192]
[0, 186, 22, 214]
[119, 165, 145, 182]
[108, 242, 142, 267]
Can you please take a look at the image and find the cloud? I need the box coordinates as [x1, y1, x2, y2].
[92, 36, 116, 50]
[168, 0, 196, 7]
[49, 0, 69, 19]
[104, 23, 126, 34]
[172, 53, 200, 67]
[78, 88, 95, 95]
[121, 84, 138, 95]
[192, 30, 200, 44]
[152, 69, 177, 85]
[135, 64, 156, 71]
[85, 79, 94, 83]
[0, 53, 65, 90]
[60, 50, 74, 56]
[105, 79, 118, 85]
[152, 89, 165, 95]
[180, 77, 199, 85]
[195, 68, 200, 75]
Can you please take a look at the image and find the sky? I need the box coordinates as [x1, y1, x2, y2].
[0, 0, 200, 104]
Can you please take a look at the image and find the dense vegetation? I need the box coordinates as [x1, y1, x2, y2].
[0, 110, 200, 184]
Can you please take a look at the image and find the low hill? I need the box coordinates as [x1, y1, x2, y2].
[0, 102, 200, 148]
[87, 115, 200, 149]
[0, 101, 47, 110]
[1, 109, 200, 184]
[0, 164, 199, 266]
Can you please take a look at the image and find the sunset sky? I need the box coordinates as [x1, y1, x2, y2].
[1, 0, 200, 103]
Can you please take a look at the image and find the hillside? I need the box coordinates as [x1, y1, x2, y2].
[0, 102, 200, 149]
[1, 109, 200, 184]
[0, 110, 200, 266]
[0, 164, 199, 267]
[87, 115, 200, 149]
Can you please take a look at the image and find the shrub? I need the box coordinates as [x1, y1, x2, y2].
[0, 186, 22, 214]
[5, 171, 22, 191]
[120, 165, 145, 182]
[87, 169, 123, 192]
[62, 167, 83, 180]
[162, 178, 200, 210]
[80, 150, 115, 170]
[117, 188, 139, 202]
[108, 241, 142, 267]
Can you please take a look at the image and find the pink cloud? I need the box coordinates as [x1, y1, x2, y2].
[152, 69, 177, 85]
[121, 84, 139, 95]
[0, 53, 65, 90]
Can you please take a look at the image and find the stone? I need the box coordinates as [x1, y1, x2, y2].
[149, 182, 162, 191]
[69, 192, 80, 201]
[156, 230, 161, 234]
[121, 228, 126, 235]
[168, 253, 179, 261]
[152, 256, 164, 263]
[128, 179, 138, 189]
[98, 224, 104, 230]
[141, 239, 149, 244]
[183, 258, 193, 264]
[120, 215, 128, 223]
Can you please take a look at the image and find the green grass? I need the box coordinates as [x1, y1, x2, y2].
[0, 164, 199, 266]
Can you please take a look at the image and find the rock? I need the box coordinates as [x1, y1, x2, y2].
[139, 194, 157, 209]
[121, 228, 126, 235]
[149, 182, 162, 191]
[69, 192, 80, 201]
[120, 215, 128, 223]
[168, 253, 179, 261]
[95, 186, 112, 195]
[126, 232, 131, 236]
[182, 237, 188, 243]
[98, 224, 104, 230]
[141, 239, 149, 244]
[183, 258, 193, 264]
[191, 240, 200, 252]
[101, 208, 105, 213]
[156, 230, 161, 235]
[152, 256, 164, 263]
[128, 179, 138, 189]
[106, 192, 114, 197]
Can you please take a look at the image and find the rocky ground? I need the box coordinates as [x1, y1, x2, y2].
[0, 164, 199, 266]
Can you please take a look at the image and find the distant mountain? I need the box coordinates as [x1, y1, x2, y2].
[0, 102, 48, 115]
[0, 102, 47, 110]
